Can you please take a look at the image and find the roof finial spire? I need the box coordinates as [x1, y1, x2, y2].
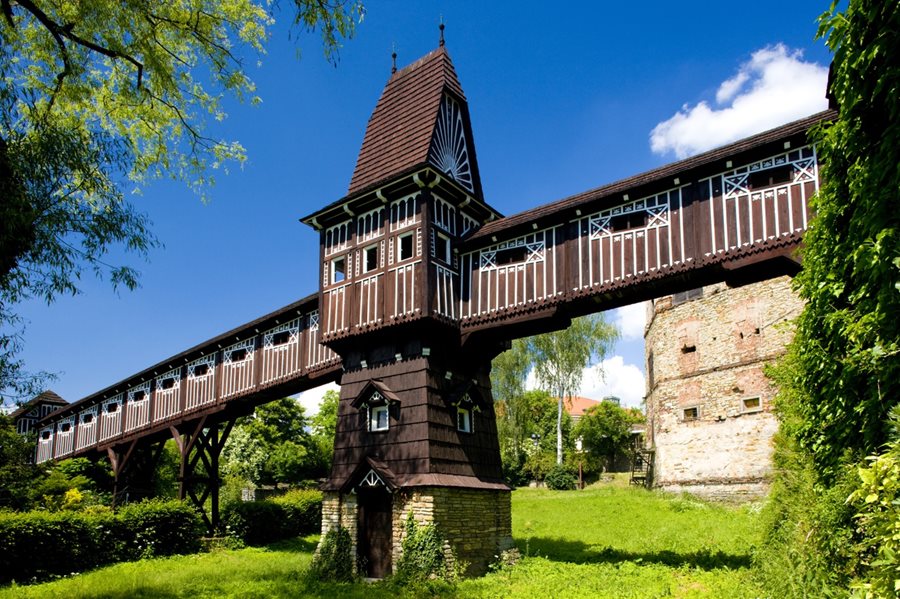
[391, 42, 397, 74]
[439, 16, 445, 47]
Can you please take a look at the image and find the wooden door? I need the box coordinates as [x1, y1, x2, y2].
[357, 486, 393, 578]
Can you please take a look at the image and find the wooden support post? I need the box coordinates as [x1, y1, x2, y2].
[172, 415, 234, 533]
[108, 439, 138, 508]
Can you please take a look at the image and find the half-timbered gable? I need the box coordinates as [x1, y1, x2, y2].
[9, 390, 68, 436]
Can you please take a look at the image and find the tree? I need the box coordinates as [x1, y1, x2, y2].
[757, 3, 900, 594]
[310, 389, 339, 473]
[575, 402, 643, 473]
[527, 314, 619, 464]
[781, 0, 900, 481]
[490, 339, 531, 477]
[0, 0, 364, 400]
[0, 415, 40, 509]
[222, 397, 319, 487]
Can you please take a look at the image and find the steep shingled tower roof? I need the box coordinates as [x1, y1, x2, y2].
[348, 46, 483, 199]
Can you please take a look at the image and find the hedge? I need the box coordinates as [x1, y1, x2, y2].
[0, 499, 203, 585]
[222, 489, 322, 546]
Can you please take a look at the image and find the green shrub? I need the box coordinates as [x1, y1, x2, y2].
[309, 526, 354, 582]
[544, 464, 577, 490]
[272, 489, 322, 535]
[116, 498, 204, 559]
[0, 499, 202, 584]
[221, 500, 283, 546]
[847, 439, 900, 598]
[222, 489, 322, 545]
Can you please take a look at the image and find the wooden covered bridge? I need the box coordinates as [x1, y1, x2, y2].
[32, 42, 831, 573]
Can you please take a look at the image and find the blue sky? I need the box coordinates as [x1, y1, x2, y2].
[10, 1, 836, 412]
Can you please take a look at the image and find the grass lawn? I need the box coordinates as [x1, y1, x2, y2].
[0, 480, 764, 598]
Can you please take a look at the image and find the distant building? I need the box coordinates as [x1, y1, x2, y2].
[9, 391, 68, 436]
[644, 276, 802, 500]
[561, 395, 602, 424]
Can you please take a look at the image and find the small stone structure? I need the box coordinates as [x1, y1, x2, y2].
[321, 486, 511, 575]
[644, 275, 803, 500]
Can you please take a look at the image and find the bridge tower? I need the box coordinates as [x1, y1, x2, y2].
[302, 45, 512, 576]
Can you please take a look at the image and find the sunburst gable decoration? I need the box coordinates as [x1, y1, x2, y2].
[429, 94, 474, 192]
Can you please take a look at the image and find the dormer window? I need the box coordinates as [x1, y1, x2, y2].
[370, 403, 389, 432]
[351, 380, 401, 433]
[457, 407, 472, 433]
[449, 386, 482, 434]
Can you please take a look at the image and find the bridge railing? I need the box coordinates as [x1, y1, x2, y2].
[35, 306, 338, 463]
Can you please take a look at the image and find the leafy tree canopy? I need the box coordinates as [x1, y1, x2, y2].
[575, 401, 644, 467]
[526, 314, 619, 464]
[0, 0, 363, 400]
[783, 0, 900, 480]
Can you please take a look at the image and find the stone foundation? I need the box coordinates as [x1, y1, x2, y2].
[319, 486, 512, 577]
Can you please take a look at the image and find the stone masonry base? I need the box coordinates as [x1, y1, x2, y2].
[320, 486, 513, 577]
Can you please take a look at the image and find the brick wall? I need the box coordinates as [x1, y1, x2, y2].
[645, 275, 802, 500]
[319, 486, 512, 576]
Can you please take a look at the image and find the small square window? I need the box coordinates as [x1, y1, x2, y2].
[457, 407, 472, 433]
[742, 397, 762, 413]
[398, 233, 414, 261]
[364, 245, 378, 273]
[436, 233, 451, 264]
[332, 257, 346, 283]
[370, 405, 389, 431]
[683, 407, 699, 421]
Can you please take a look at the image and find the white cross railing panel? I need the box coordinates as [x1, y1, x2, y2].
[221, 339, 256, 399]
[185, 355, 216, 411]
[36, 426, 54, 463]
[75, 406, 99, 452]
[99, 395, 124, 442]
[124, 382, 151, 433]
[154, 368, 182, 422]
[53, 416, 76, 459]
[262, 318, 302, 384]
[461, 228, 557, 319]
[305, 311, 336, 368]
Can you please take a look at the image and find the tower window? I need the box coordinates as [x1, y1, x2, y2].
[457, 407, 472, 433]
[369, 405, 389, 432]
[682, 407, 699, 421]
[364, 245, 378, 273]
[398, 233, 414, 261]
[332, 256, 346, 283]
[435, 233, 451, 264]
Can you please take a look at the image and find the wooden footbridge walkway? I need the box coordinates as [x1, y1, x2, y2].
[31, 43, 832, 533]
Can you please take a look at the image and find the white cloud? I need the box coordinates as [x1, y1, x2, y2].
[524, 355, 646, 410]
[650, 44, 829, 159]
[293, 381, 339, 415]
[612, 302, 647, 341]
[580, 356, 646, 409]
